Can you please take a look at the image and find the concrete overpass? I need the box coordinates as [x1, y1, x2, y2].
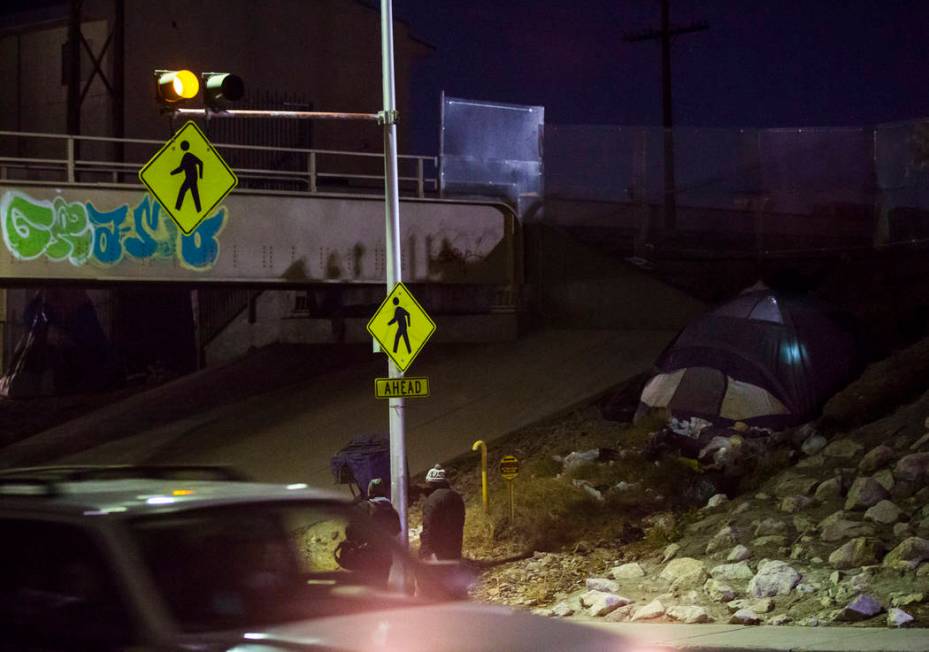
[0, 130, 517, 290]
[0, 130, 522, 367]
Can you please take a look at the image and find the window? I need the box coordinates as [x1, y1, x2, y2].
[0, 518, 136, 650]
[128, 502, 394, 632]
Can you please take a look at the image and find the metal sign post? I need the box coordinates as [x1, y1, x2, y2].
[499, 455, 520, 521]
[379, 0, 408, 549]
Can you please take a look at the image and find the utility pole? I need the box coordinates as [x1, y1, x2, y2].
[624, 0, 707, 234]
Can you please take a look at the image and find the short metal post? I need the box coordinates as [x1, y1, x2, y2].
[66, 137, 75, 183]
[472, 439, 489, 514]
[308, 151, 317, 193]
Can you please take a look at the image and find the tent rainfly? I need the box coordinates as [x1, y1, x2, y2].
[636, 289, 858, 429]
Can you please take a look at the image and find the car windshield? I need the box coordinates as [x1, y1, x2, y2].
[129, 500, 407, 633]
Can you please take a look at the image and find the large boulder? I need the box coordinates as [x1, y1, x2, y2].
[580, 590, 631, 617]
[710, 561, 755, 582]
[779, 495, 815, 513]
[631, 599, 666, 621]
[823, 439, 864, 460]
[704, 578, 737, 602]
[706, 525, 742, 554]
[894, 453, 929, 483]
[748, 560, 801, 597]
[844, 477, 890, 511]
[834, 594, 883, 622]
[585, 577, 620, 593]
[754, 518, 789, 537]
[705, 493, 729, 509]
[859, 445, 895, 473]
[729, 608, 762, 625]
[864, 500, 901, 525]
[828, 537, 886, 570]
[659, 557, 708, 589]
[728, 597, 774, 614]
[821, 519, 876, 543]
[610, 563, 646, 580]
[774, 476, 818, 498]
[662, 543, 681, 563]
[883, 537, 929, 571]
[551, 601, 575, 617]
[815, 477, 843, 501]
[874, 469, 896, 492]
[667, 605, 713, 624]
[727, 544, 751, 562]
[887, 608, 915, 628]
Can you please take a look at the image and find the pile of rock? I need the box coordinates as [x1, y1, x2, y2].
[529, 417, 929, 628]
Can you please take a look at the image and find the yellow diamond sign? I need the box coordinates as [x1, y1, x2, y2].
[367, 282, 436, 373]
[138, 120, 237, 235]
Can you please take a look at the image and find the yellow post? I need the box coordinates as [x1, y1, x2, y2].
[471, 439, 488, 514]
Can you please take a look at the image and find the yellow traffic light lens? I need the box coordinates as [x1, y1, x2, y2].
[156, 69, 199, 103]
[173, 70, 199, 99]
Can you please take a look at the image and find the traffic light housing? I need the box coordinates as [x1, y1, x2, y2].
[154, 69, 199, 105]
[202, 72, 245, 111]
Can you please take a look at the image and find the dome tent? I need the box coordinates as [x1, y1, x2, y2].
[636, 288, 858, 429]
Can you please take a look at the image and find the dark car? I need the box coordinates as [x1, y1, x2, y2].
[0, 465, 633, 652]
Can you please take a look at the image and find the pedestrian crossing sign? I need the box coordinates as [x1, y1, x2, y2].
[367, 282, 436, 373]
[138, 120, 237, 235]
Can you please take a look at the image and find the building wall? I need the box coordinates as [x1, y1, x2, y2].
[0, 15, 113, 160]
[0, 0, 429, 154]
[122, 0, 429, 152]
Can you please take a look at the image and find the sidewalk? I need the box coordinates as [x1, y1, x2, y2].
[583, 622, 929, 652]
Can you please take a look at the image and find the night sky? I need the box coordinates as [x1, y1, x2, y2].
[5, 1, 929, 154]
[395, 0, 929, 153]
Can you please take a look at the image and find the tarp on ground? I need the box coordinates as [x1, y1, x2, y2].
[330, 434, 391, 499]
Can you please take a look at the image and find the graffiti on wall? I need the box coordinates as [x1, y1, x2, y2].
[0, 190, 226, 271]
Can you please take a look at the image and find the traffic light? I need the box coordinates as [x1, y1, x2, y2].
[154, 69, 199, 105]
[201, 72, 245, 111]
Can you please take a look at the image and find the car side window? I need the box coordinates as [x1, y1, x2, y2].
[0, 518, 137, 650]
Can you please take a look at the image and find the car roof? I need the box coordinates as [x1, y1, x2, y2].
[0, 465, 350, 517]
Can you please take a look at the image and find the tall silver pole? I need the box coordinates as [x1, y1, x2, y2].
[380, 0, 407, 548]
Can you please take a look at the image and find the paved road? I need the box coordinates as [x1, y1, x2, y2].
[582, 622, 929, 651]
[54, 329, 674, 485]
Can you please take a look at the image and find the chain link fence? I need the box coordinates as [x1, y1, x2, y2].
[544, 120, 929, 256]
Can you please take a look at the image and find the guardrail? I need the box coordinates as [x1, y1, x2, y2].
[0, 130, 439, 198]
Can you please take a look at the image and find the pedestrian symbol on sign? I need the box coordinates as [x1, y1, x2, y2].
[366, 282, 436, 373]
[138, 120, 237, 235]
[171, 140, 204, 212]
[388, 297, 412, 354]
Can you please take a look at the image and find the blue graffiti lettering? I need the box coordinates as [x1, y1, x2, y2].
[87, 202, 128, 265]
[179, 209, 225, 270]
[1, 190, 227, 272]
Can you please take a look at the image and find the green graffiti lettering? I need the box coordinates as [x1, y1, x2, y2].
[44, 197, 93, 265]
[1, 192, 54, 259]
[1, 190, 226, 272]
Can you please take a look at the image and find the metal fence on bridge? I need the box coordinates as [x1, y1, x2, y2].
[0, 131, 438, 199]
[544, 120, 929, 256]
[4, 113, 929, 258]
